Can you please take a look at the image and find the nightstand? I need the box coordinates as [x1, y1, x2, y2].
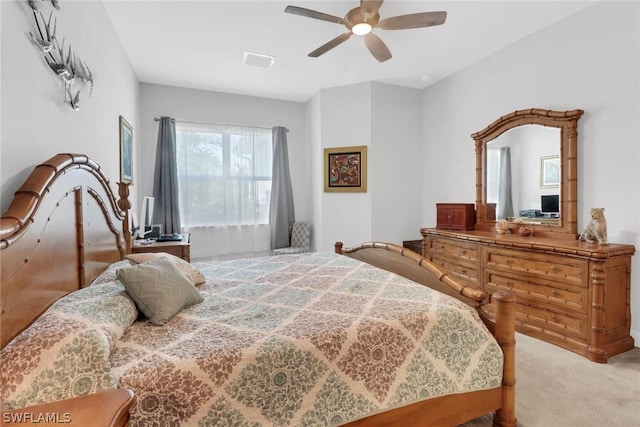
[131, 233, 191, 262]
[402, 239, 423, 256]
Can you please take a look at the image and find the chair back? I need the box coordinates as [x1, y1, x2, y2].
[290, 222, 311, 249]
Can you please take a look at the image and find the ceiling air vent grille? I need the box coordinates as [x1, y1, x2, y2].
[243, 52, 275, 69]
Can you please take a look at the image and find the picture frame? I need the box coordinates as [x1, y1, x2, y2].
[540, 155, 559, 188]
[119, 115, 133, 184]
[324, 145, 367, 192]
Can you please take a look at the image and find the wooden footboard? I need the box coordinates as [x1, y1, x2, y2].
[335, 242, 516, 427]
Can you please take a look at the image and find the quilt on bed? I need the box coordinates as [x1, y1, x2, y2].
[111, 252, 503, 426]
[1, 252, 503, 426]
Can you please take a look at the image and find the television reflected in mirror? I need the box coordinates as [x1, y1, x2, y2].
[541, 194, 559, 217]
[138, 196, 155, 239]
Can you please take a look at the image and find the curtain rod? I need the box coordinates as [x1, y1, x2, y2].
[153, 117, 288, 132]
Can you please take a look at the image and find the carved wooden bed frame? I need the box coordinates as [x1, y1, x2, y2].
[1, 154, 516, 427]
[336, 242, 516, 427]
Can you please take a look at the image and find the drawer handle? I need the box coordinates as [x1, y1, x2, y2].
[461, 250, 467, 255]
[550, 314, 558, 322]
[550, 265, 559, 273]
[550, 290, 559, 297]
[461, 269, 467, 275]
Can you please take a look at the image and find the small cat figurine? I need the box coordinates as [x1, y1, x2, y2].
[579, 208, 607, 244]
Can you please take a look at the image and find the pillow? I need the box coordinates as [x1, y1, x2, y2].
[116, 257, 204, 325]
[90, 259, 134, 286]
[126, 252, 206, 285]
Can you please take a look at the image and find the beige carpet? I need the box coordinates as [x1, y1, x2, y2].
[461, 333, 640, 427]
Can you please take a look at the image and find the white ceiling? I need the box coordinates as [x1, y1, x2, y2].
[103, 1, 595, 102]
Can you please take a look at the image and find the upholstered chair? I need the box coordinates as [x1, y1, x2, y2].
[272, 222, 311, 255]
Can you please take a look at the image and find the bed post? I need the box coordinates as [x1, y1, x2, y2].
[117, 182, 132, 255]
[492, 290, 517, 427]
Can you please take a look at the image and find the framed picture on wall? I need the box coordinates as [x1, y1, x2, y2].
[540, 155, 559, 188]
[323, 146, 367, 192]
[119, 115, 133, 184]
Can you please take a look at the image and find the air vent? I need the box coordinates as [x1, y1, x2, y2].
[243, 52, 275, 69]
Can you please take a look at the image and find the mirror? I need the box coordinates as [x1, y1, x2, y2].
[486, 125, 561, 225]
[471, 108, 584, 239]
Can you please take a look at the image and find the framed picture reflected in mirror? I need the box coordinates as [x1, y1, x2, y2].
[540, 155, 559, 188]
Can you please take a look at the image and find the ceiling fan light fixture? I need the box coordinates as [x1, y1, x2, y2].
[352, 22, 372, 36]
[284, 1, 447, 61]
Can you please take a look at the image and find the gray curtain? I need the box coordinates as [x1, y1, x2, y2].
[497, 147, 514, 219]
[269, 126, 295, 249]
[152, 116, 181, 234]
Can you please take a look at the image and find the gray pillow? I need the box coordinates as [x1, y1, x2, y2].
[116, 257, 203, 325]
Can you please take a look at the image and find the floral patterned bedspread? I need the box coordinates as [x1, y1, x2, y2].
[111, 252, 503, 426]
[1, 282, 137, 409]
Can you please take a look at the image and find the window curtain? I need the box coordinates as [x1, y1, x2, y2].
[497, 147, 514, 219]
[269, 126, 295, 249]
[175, 121, 272, 258]
[152, 116, 181, 234]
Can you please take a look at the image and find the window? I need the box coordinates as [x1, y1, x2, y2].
[175, 122, 272, 227]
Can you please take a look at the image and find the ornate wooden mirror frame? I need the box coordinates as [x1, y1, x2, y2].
[471, 108, 584, 240]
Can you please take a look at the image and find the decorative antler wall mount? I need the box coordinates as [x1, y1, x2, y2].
[27, 0, 93, 111]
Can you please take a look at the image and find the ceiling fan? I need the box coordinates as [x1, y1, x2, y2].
[285, 0, 447, 62]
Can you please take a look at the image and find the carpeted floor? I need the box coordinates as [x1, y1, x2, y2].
[461, 333, 640, 427]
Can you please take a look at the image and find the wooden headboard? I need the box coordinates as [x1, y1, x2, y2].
[0, 154, 130, 348]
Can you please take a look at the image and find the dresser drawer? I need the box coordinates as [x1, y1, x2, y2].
[427, 254, 481, 290]
[485, 271, 588, 314]
[427, 237, 480, 263]
[517, 302, 588, 340]
[485, 248, 587, 288]
[484, 290, 589, 340]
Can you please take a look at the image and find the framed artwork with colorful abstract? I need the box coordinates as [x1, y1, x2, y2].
[323, 146, 367, 192]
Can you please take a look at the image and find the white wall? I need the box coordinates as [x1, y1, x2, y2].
[1, 0, 139, 210]
[310, 82, 423, 251]
[421, 2, 640, 340]
[316, 83, 373, 250]
[307, 91, 323, 251]
[371, 82, 423, 243]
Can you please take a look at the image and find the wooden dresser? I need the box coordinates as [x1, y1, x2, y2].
[421, 227, 635, 363]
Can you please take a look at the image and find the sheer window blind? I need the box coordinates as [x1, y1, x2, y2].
[175, 122, 272, 228]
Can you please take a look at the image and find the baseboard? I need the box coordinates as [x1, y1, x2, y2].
[631, 329, 639, 347]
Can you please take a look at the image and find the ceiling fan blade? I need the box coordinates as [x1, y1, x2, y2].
[361, 0, 384, 20]
[285, 5, 347, 26]
[378, 11, 447, 30]
[308, 32, 353, 58]
[364, 33, 392, 62]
